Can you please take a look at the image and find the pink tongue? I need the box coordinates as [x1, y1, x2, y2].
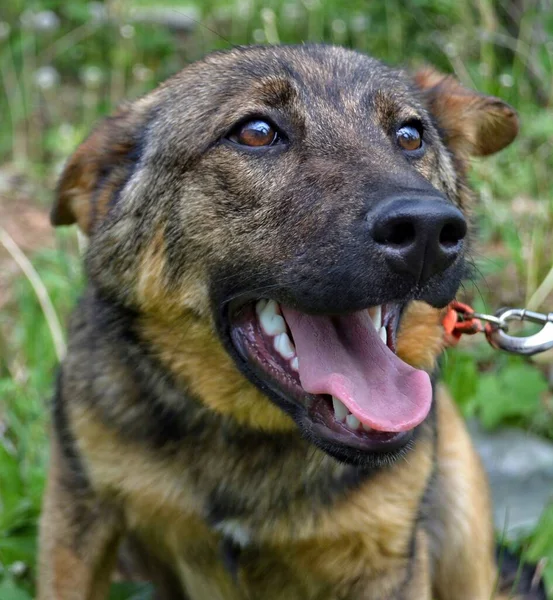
[280, 308, 432, 432]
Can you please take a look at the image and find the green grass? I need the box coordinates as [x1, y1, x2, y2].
[0, 234, 81, 596]
[1, 0, 553, 597]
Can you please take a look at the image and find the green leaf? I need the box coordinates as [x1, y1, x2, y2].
[0, 535, 38, 569]
[524, 504, 553, 598]
[108, 582, 155, 600]
[441, 349, 479, 412]
[472, 363, 547, 430]
[0, 578, 33, 600]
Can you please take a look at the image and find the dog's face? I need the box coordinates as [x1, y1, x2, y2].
[52, 45, 517, 466]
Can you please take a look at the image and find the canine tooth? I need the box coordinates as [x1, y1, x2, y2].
[362, 423, 373, 432]
[332, 396, 349, 421]
[265, 299, 279, 314]
[290, 357, 299, 371]
[372, 306, 382, 331]
[379, 326, 387, 345]
[258, 300, 286, 336]
[255, 299, 268, 315]
[274, 332, 296, 359]
[346, 414, 361, 429]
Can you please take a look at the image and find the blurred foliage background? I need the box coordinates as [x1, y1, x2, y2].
[1, 0, 553, 598]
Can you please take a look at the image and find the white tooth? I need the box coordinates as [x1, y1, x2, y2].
[290, 357, 299, 371]
[332, 396, 349, 421]
[379, 326, 387, 345]
[255, 299, 268, 315]
[346, 414, 361, 429]
[260, 313, 286, 336]
[259, 300, 287, 336]
[372, 306, 382, 331]
[362, 423, 373, 432]
[274, 333, 296, 359]
[265, 299, 279, 314]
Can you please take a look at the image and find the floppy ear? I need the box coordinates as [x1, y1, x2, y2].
[414, 68, 519, 157]
[51, 102, 149, 235]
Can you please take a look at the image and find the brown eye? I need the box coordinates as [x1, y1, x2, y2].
[397, 124, 423, 152]
[229, 119, 279, 147]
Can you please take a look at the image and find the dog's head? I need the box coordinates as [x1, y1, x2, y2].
[52, 45, 517, 465]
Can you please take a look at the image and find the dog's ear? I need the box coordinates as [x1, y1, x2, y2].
[51, 102, 149, 235]
[414, 68, 519, 157]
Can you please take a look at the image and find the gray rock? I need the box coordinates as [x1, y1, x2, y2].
[468, 420, 553, 537]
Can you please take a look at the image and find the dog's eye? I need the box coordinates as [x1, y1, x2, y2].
[396, 124, 423, 152]
[228, 120, 279, 147]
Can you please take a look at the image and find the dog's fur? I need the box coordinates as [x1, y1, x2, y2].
[38, 45, 543, 599]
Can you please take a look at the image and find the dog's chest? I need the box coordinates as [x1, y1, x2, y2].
[80, 417, 435, 598]
[78, 402, 435, 599]
[129, 510, 432, 600]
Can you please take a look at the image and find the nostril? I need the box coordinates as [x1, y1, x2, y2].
[375, 220, 416, 247]
[439, 220, 466, 249]
[386, 221, 416, 246]
[439, 224, 460, 248]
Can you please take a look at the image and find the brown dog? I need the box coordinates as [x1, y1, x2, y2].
[38, 44, 539, 599]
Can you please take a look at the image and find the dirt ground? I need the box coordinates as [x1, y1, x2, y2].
[0, 166, 54, 308]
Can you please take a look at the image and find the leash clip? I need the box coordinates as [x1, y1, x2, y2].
[444, 302, 553, 355]
[483, 308, 553, 356]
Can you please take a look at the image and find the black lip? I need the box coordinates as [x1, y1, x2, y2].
[307, 420, 414, 462]
[223, 299, 417, 463]
[314, 426, 413, 453]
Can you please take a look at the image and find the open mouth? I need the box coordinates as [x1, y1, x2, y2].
[229, 300, 432, 455]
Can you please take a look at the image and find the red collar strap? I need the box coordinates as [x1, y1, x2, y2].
[443, 300, 489, 347]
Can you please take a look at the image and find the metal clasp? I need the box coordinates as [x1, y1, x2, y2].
[481, 308, 553, 356]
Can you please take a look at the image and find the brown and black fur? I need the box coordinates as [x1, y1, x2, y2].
[38, 45, 543, 599]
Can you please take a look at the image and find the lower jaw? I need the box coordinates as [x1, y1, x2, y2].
[233, 359, 422, 463]
[313, 422, 413, 451]
[232, 350, 416, 454]
[305, 395, 415, 452]
[298, 415, 417, 468]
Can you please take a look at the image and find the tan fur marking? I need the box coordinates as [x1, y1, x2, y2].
[132, 227, 295, 431]
[52, 97, 157, 235]
[415, 68, 519, 158]
[135, 229, 211, 317]
[133, 228, 295, 431]
[52, 132, 120, 234]
[397, 301, 446, 372]
[138, 314, 296, 431]
[432, 384, 498, 600]
[408, 529, 433, 599]
[38, 439, 122, 600]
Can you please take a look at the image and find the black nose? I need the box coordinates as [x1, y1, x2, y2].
[370, 197, 467, 283]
